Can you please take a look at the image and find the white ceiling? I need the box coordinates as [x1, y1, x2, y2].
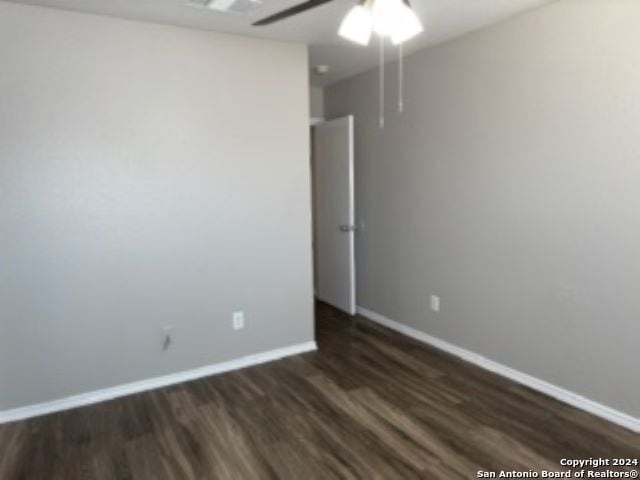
[6, 0, 554, 86]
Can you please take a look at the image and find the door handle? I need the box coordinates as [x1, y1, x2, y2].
[339, 224, 357, 232]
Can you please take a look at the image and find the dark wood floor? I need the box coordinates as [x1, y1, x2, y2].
[1, 302, 638, 479]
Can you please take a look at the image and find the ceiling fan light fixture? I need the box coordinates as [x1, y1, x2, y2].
[371, 0, 405, 37]
[390, 2, 423, 45]
[338, 4, 373, 46]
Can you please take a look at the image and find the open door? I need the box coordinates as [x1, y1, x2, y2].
[312, 116, 356, 315]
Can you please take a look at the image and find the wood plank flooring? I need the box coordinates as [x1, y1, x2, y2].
[0, 302, 638, 479]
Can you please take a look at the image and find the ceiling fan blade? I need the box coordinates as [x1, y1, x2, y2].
[253, 0, 336, 26]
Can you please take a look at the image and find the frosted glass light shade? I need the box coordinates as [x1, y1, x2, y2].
[338, 5, 373, 46]
[391, 2, 423, 44]
[371, 0, 405, 37]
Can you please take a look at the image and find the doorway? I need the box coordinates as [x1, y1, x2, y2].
[311, 116, 356, 316]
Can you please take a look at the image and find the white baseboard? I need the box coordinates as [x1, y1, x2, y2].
[0, 341, 317, 425]
[357, 306, 640, 433]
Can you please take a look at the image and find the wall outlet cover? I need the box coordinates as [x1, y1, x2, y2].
[233, 311, 245, 330]
[430, 295, 440, 313]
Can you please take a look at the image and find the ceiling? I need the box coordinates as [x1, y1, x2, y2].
[7, 0, 554, 86]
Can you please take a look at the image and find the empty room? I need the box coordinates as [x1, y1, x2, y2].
[0, 0, 638, 478]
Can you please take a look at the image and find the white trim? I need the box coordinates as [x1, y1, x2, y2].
[347, 115, 356, 316]
[357, 306, 640, 433]
[0, 341, 317, 425]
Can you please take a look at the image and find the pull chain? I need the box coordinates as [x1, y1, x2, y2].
[398, 42, 404, 114]
[379, 35, 385, 129]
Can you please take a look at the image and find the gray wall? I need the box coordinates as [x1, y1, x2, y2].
[0, 2, 314, 410]
[310, 87, 325, 119]
[325, 0, 640, 418]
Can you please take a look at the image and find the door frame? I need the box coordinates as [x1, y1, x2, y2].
[311, 115, 356, 315]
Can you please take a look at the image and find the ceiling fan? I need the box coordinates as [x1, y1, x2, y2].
[253, 0, 424, 130]
[254, 0, 423, 46]
[253, 0, 334, 26]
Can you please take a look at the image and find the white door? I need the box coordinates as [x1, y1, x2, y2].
[312, 116, 356, 315]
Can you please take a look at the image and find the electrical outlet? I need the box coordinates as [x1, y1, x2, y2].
[233, 311, 245, 330]
[430, 295, 440, 313]
[161, 326, 173, 351]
